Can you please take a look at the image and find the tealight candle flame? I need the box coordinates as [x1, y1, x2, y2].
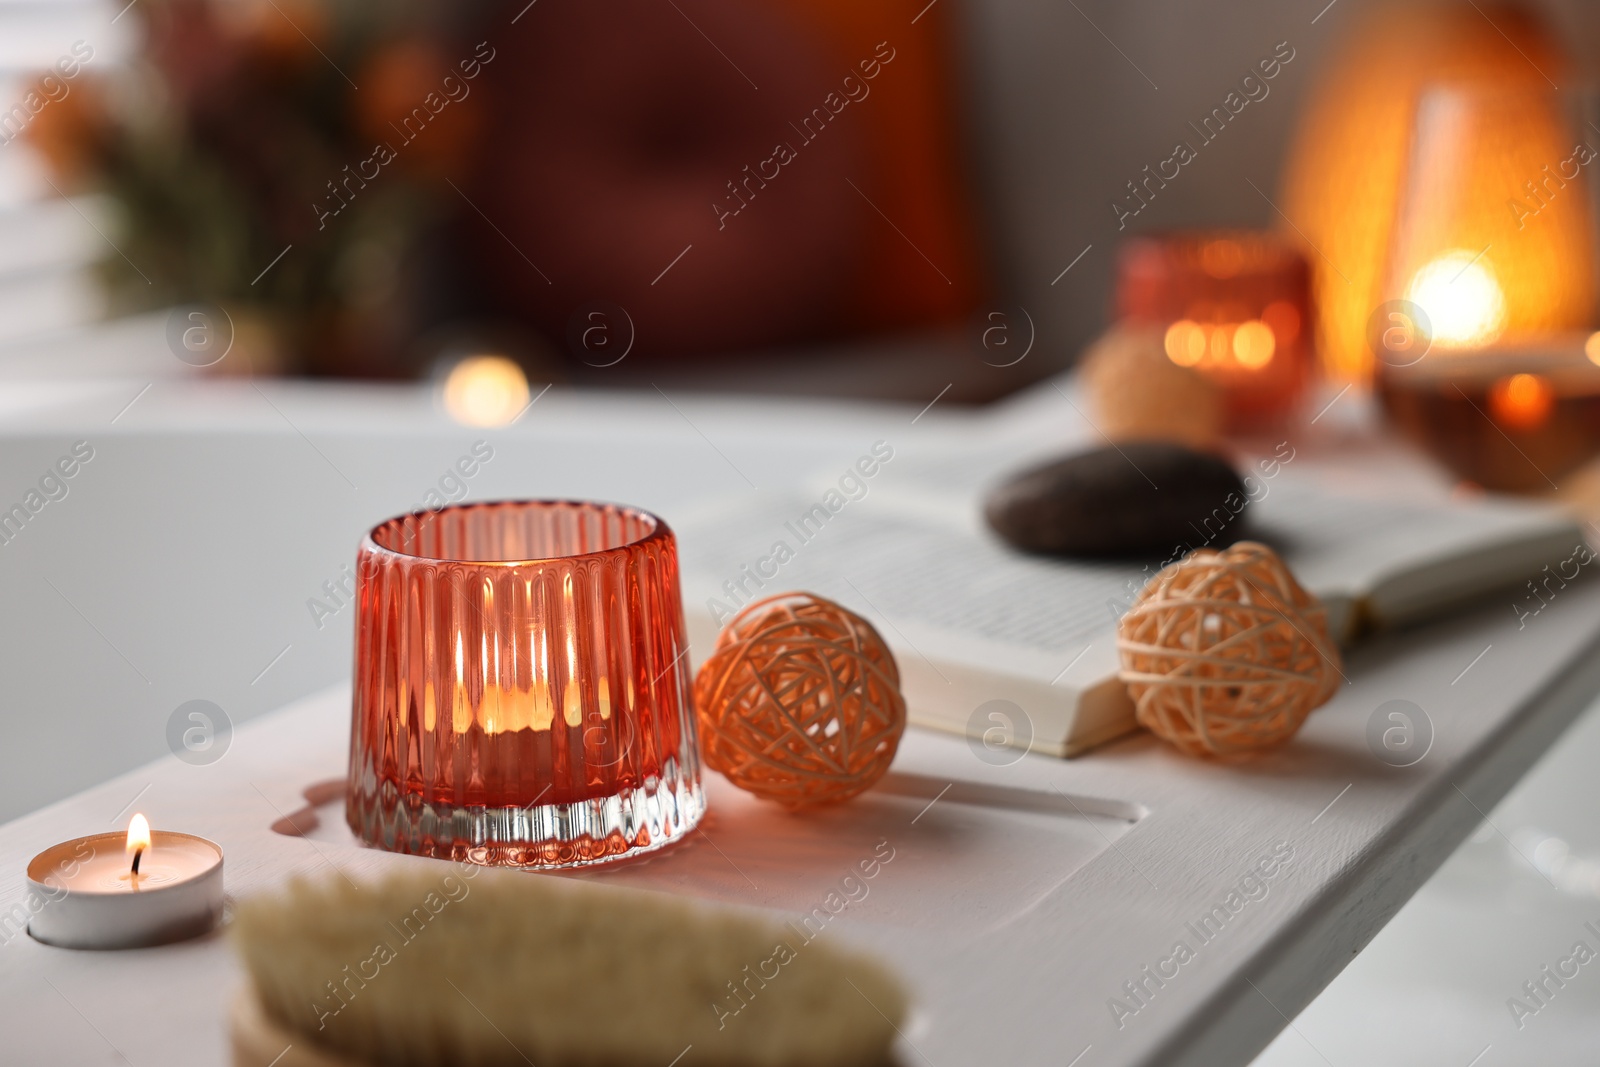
[126, 813, 151, 876]
[126, 813, 151, 854]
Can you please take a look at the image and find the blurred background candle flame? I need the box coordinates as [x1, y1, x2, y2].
[1404, 249, 1508, 349]
[440, 355, 530, 428]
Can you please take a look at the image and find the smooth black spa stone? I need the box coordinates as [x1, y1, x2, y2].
[984, 441, 1249, 558]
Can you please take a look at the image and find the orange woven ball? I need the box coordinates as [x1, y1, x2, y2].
[693, 593, 906, 808]
[1116, 542, 1342, 757]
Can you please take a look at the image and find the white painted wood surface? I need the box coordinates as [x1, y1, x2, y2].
[6, 597, 1600, 1067]
[0, 377, 1597, 1066]
[1250, 687, 1600, 1065]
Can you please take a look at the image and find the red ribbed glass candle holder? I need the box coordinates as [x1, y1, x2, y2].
[346, 501, 704, 868]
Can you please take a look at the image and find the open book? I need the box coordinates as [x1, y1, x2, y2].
[674, 439, 1589, 757]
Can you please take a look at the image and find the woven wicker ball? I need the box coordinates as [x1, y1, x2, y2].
[693, 593, 906, 808]
[1117, 542, 1341, 757]
[1081, 324, 1224, 448]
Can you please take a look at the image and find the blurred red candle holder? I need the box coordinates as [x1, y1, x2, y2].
[346, 500, 704, 868]
[1115, 231, 1315, 427]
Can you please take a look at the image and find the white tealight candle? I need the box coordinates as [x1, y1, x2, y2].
[25, 814, 224, 950]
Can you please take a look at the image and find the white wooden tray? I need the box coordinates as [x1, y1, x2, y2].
[2, 377, 1598, 1065]
[4, 580, 1600, 1067]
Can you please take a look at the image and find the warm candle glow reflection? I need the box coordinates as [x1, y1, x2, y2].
[441, 355, 531, 428]
[1406, 250, 1508, 349]
[1163, 319, 1276, 370]
[1489, 372, 1555, 431]
[1164, 320, 1203, 366]
[1585, 332, 1600, 367]
[125, 813, 151, 857]
[1233, 321, 1276, 369]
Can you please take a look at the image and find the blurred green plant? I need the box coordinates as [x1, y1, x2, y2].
[30, 0, 484, 375]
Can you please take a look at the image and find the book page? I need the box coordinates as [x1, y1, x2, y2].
[678, 440, 1583, 686]
[1247, 478, 1580, 613]
[676, 492, 1135, 685]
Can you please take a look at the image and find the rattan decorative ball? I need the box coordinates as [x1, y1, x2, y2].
[693, 593, 907, 807]
[1082, 324, 1224, 448]
[1116, 542, 1341, 757]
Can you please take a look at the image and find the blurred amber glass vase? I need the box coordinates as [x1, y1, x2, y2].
[1380, 335, 1600, 493]
[347, 501, 704, 868]
[1383, 85, 1596, 352]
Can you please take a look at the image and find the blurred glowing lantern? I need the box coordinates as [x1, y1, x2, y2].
[1117, 231, 1313, 427]
[1381, 84, 1595, 357]
[1280, 3, 1573, 382]
[441, 355, 531, 427]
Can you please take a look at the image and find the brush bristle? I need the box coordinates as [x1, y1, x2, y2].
[231, 867, 906, 1067]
